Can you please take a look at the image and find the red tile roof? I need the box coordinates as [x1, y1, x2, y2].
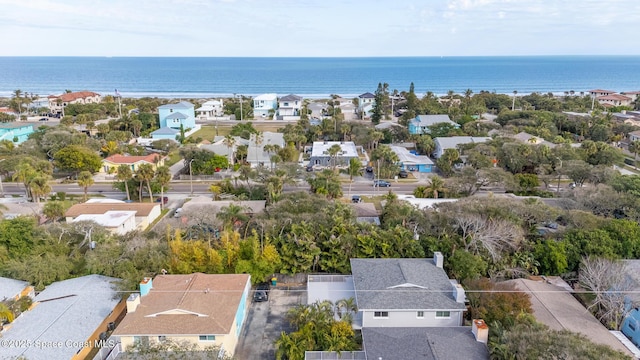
[597, 94, 632, 101]
[588, 89, 616, 93]
[104, 154, 163, 165]
[51, 91, 100, 102]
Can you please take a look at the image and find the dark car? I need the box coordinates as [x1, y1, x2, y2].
[365, 166, 373, 173]
[306, 165, 314, 172]
[351, 195, 362, 203]
[155, 196, 168, 205]
[398, 170, 409, 178]
[254, 282, 270, 302]
[373, 180, 391, 187]
[39, 117, 48, 121]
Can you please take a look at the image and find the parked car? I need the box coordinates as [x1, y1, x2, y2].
[373, 180, 391, 187]
[39, 117, 48, 121]
[173, 208, 183, 218]
[155, 196, 168, 205]
[365, 166, 373, 173]
[398, 170, 409, 178]
[254, 282, 270, 302]
[351, 195, 362, 203]
[306, 165, 314, 172]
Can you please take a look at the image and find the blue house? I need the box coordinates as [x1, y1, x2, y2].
[150, 127, 180, 141]
[0, 123, 34, 144]
[408, 114, 459, 135]
[157, 101, 195, 129]
[622, 308, 640, 347]
[253, 94, 278, 118]
[390, 145, 433, 173]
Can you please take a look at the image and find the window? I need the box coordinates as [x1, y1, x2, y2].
[373, 311, 389, 318]
[199, 335, 216, 341]
[436, 311, 451, 318]
[630, 321, 637, 331]
[417, 311, 424, 318]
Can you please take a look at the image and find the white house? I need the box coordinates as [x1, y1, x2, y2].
[433, 136, 491, 158]
[65, 202, 161, 233]
[357, 92, 375, 119]
[277, 94, 303, 119]
[253, 93, 278, 118]
[196, 99, 224, 118]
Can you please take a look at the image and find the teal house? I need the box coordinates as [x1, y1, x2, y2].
[408, 115, 459, 135]
[158, 102, 195, 129]
[0, 123, 34, 144]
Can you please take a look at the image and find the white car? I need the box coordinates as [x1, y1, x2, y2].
[173, 208, 183, 218]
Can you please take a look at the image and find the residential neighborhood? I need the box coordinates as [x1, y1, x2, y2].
[1, 87, 640, 359]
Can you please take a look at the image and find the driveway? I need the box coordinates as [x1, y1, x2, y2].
[235, 286, 306, 360]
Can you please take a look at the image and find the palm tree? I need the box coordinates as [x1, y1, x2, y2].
[340, 123, 351, 141]
[512, 90, 518, 111]
[327, 144, 342, 169]
[13, 163, 36, 200]
[136, 163, 155, 203]
[217, 203, 249, 229]
[209, 183, 222, 200]
[427, 176, 446, 199]
[29, 176, 51, 203]
[116, 164, 133, 201]
[223, 135, 236, 170]
[629, 140, 640, 160]
[77, 171, 94, 201]
[155, 166, 171, 209]
[347, 158, 362, 197]
[253, 132, 263, 167]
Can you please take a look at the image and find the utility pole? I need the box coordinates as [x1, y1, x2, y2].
[189, 159, 195, 196]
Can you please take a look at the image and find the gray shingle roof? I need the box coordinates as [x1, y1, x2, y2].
[279, 94, 303, 101]
[410, 114, 458, 127]
[362, 327, 489, 360]
[1, 275, 121, 360]
[158, 101, 194, 110]
[350, 258, 465, 310]
[165, 111, 188, 120]
[151, 127, 179, 135]
[0, 276, 29, 301]
[435, 136, 491, 150]
[359, 92, 375, 98]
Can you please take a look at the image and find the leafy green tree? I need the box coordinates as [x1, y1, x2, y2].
[448, 251, 488, 281]
[427, 176, 446, 199]
[515, 173, 539, 194]
[371, 82, 390, 124]
[436, 148, 460, 176]
[217, 203, 249, 230]
[53, 145, 102, 174]
[533, 240, 568, 275]
[77, 171, 94, 201]
[465, 278, 532, 328]
[229, 121, 258, 139]
[43, 201, 67, 222]
[307, 169, 343, 199]
[0, 217, 37, 260]
[28, 175, 51, 203]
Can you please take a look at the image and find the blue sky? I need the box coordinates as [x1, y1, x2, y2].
[1, 0, 638, 56]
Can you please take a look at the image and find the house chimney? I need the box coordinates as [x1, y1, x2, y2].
[433, 252, 443, 268]
[472, 319, 489, 343]
[126, 293, 140, 313]
[453, 283, 466, 303]
[140, 277, 153, 297]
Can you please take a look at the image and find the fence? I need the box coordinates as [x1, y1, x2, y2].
[305, 351, 367, 360]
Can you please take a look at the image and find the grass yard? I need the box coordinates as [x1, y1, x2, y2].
[190, 123, 288, 141]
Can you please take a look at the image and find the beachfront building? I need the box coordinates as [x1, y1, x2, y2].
[158, 101, 196, 129]
[588, 89, 617, 98]
[408, 114, 459, 135]
[0, 123, 34, 144]
[390, 145, 434, 173]
[48, 91, 101, 116]
[597, 94, 633, 107]
[307, 141, 361, 167]
[433, 136, 491, 159]
[253, 94, 278, 118]
[196, 99, 224, 119]
[277, 94, 303, 119]
[357, 92, 375, 119]
[113, 274, 251, 358]
[102, 153, 165, 173]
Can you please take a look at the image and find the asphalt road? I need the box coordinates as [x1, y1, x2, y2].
[2, 180, 419, 198]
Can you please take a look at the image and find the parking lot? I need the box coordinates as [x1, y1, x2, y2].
[235, 286, 306, 360]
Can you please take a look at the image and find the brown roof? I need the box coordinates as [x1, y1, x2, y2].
[113, 273, 250, 336]
[53, 91, 100, 102]
[104, 154, 163, 165]
[588, 89, 616, 93]
[65, 203, 159, 217]
[350, 202, 379, 217]
[597, 94, 632, 101]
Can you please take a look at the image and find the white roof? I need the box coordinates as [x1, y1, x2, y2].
[254, 93, 277, 101]
[85, 198, 126, 204]
[390, 146, 433, 165]
[395, 195, 458, 209]
[196, 100, 223, 111]
[0, 276, 30, 301]
[435, 136, 491, 150]
[72, 210, 136, 228]
[311, 141, 358, 158]
[1, 275, 120, 360]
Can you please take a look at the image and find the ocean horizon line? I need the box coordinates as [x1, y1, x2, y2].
[2, 54, 639, 59]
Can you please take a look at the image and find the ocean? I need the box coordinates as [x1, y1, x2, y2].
[0, 56, 639, 99]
